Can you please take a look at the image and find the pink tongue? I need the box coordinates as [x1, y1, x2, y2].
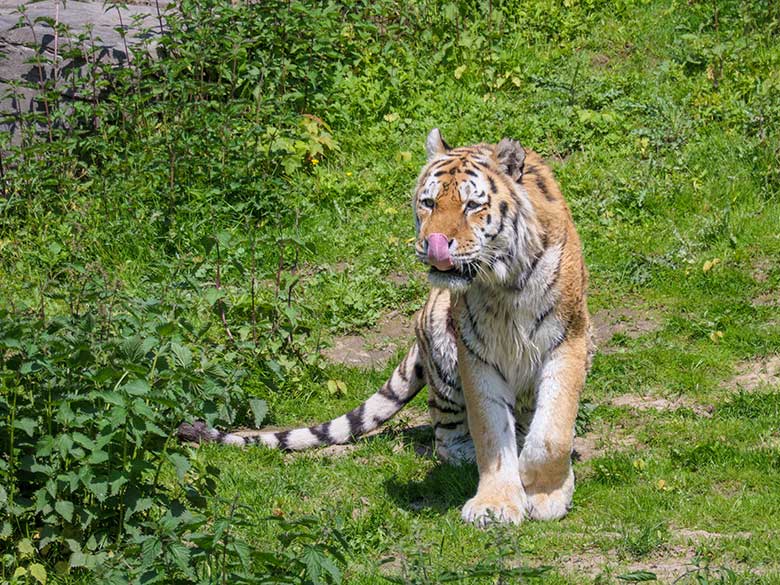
[427, 233, 453, 271]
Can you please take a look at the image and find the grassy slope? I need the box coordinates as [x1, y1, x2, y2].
[197, 1, 780, 583]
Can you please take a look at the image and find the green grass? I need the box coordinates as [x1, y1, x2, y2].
[2, 0, 780, 582]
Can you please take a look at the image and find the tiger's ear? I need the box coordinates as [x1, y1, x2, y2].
[496, 138, 526, 181]
[425, 128, 451, 160]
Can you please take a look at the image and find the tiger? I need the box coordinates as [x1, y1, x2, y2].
[178, 128, 592, 526]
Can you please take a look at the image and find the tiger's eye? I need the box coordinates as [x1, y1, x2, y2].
[420, 198, 435, 209]
[465, 201, 482, 211]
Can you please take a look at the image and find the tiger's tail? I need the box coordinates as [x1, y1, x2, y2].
[178, 343, 425, 450]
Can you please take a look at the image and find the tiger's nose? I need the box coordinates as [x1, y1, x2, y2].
[426, 233, 454, 271]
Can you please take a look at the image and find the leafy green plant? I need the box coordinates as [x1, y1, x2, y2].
[0, 278, 348, 582]
[0, 277, 243, 577]
[620, 522, 669, 559]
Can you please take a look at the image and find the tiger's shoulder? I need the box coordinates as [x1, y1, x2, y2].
[520, 151, 591, 347]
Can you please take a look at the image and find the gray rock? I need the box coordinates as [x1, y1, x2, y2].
[0, 0, 171, 144]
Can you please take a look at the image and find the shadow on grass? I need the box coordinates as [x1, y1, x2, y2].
[384, 463, 478, 514]
[381, 426, 478, 514]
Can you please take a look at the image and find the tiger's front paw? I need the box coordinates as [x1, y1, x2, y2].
[461, 488, 526, 527]
[525, 467, 574, 521]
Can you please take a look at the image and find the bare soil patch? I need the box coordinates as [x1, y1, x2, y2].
[562, 542, 763, 582]
[562, 547, 693, 582]
[591, 307, 663, 353]
[751, 258, 778, 306]
[387, 272, 410, 286]
[727, 355, 780, 392]
[752, 291, 779, 307]
[574, 420, 643, 462]
[751, 258, 774, 283]
[322, 310, 416, 368]
[673, 526, 752, 541]
[609, 393, 713, 417]
[591, 53, 611, 68]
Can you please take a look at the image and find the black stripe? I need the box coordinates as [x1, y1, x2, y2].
[431, 288, 446, 305]
[399, 354, 409, 382]
[538, 232, 567, 298]
[434, 420, 464, 431]
[431, 354, 459, 390]
[497, 174, 525, 207]
[434, 170, 448, 176]
[486, 210, 506, 240]
[379, 381, 404, 405]
[502, 397, 516, 413]
[499, 201, 508, 216]
[513, 253, 542, 292]
[419, 329, 459, 391]
[525, 164, 539, 175]
[538, 175, 557, 202]
[346, 403, 365, 436]
[489, 251, 514, 269]
[485, 395, 516, 420]
[276, 430, 291, 450]
[430, 158, 452, 170]
[510, 211, 520, 251]
[414, 363, 424, 379]
[488, 176, 497, 193]
[548, 330, 567, 354]
[531, 305, 555, 336]
[463, 295, 488, 348]
[465, 169, 478, 177]
[432, 384, 465, 406]
[485, 395, 512, 411]
[460, 333, 507, 384]
[421, 303, 459, 391]
[427, 398, 464, 415]
[310, 421, 331, 443]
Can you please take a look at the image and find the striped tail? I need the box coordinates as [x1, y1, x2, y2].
[178, 343, 426, 450]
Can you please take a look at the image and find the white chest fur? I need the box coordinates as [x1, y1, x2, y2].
[455, 241, 566, 399]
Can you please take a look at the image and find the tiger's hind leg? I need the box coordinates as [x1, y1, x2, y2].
[416, 289, 474, 464]
[428, 383, 474, 463]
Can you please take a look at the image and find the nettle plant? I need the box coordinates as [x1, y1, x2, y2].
[0, 276, 348, 583]
[0, 278, 241, 578]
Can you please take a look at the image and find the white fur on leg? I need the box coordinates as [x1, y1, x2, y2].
[459, 351, 527, 526]
[461, 487, 526, 527]
[518, 349, 579, 521]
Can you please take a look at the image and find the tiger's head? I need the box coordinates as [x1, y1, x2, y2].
[413, 128, 537, 291]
